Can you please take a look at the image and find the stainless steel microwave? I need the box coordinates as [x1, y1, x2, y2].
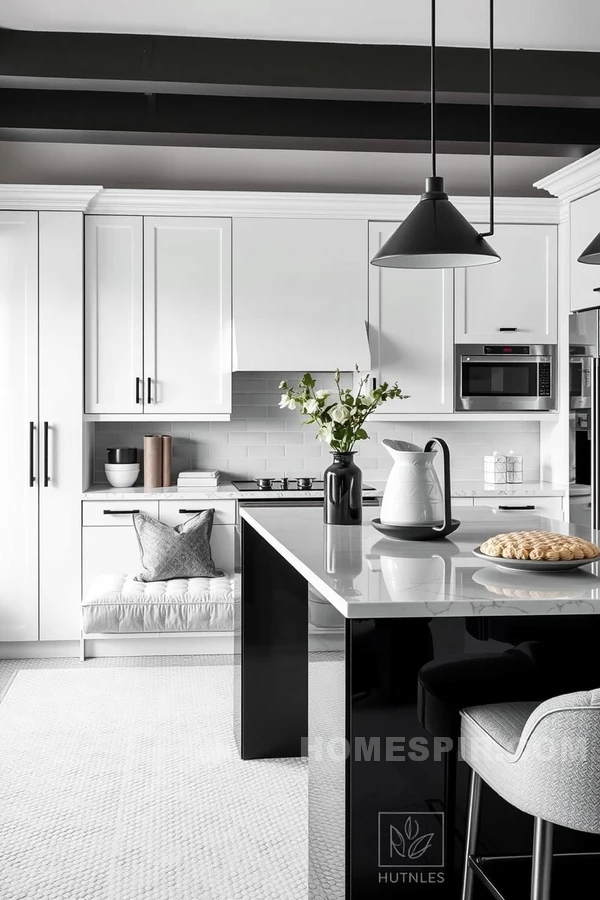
[455, 344, 557, 412]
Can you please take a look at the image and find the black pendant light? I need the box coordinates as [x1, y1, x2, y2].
[578, 233, 600, 265]
[371, 0, 500, 269]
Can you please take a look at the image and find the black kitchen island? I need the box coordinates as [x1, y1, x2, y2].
[234, 506, 600, 899]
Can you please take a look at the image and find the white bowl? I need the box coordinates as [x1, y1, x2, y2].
[104, 464, 140, 487]
[105, 463, 140, 472]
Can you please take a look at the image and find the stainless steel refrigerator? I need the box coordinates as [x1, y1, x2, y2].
[569, 309, 600, 527]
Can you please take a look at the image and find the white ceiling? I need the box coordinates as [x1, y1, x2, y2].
[3, 0, 600, 51]
[0, 142, 573, 195]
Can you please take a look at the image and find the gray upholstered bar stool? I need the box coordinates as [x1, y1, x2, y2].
[460, 689, 600, 900]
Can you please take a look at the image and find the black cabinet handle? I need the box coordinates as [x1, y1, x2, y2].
[103, 509, 140, 515]
[178, 509, 205, 514]
[29, 421, 35, 487]
[136, 377, 142, 404]
[43, 422, 49, 487]
[498, 327, 518, 332]
[498, 504, 535, 510]
[593, 287, 600, 293]
[147, 377, 152, 404]
[372, 377, 377, 390]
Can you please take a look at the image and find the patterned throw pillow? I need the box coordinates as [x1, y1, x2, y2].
[133, 510, 224, 582]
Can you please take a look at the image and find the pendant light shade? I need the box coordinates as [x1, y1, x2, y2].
[371, 0, 499, 270]
[371, 176, 500, 269]
[578, 232, 600, 265]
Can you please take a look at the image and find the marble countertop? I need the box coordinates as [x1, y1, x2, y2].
[239, 506, 600, 619]
[82, 480, 566, 501]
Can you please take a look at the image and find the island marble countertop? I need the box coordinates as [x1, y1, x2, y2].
[82, 480, 566, 501]
[240, 506, 600, 619]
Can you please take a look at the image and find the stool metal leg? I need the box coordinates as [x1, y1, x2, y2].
[531, 818, 553, 900]
[461, 769, 482, 900]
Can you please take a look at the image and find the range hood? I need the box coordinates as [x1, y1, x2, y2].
[233, 318, 371, 372]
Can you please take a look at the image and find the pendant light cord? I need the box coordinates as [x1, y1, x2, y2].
[479, 0, 495, 238]
[430, 0, 436, 177]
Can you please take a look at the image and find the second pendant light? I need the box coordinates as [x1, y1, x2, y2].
[370, 0, 500, 270]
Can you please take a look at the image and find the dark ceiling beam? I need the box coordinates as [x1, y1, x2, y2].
[2, 28, 600, 106]
[0, 89, 597, 157]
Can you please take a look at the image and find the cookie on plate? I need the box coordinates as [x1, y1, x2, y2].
[480, 531, 600, 562]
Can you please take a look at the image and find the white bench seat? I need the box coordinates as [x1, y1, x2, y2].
[82, 573, 236, 635]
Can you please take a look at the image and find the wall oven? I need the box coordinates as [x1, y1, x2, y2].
[455, 344, 556, 412]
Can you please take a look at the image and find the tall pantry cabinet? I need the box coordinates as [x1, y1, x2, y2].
[0, 211, 83, 643]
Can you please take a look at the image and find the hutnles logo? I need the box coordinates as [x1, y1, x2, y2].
[378, 812, 444, 872]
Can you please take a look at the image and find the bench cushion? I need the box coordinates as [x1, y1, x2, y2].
[82, 573, 236, 634]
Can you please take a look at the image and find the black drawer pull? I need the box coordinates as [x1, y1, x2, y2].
[498, 327, 517, 332]
[178, 509, 205, 514]
[147, 377, 152, 404]
[103, 509, 140, 515]
[43, 421, 49, 487]
[29, 421, 35, 487]
[498, 504, 535, 510]
[136, 377, 142, 404]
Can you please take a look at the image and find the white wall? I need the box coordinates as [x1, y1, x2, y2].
[0, 141, 576, 195]
[92, 371, 541, 485]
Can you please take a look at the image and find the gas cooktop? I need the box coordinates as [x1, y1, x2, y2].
[232, 478, 376, 492]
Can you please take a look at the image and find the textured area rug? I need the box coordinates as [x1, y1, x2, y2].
[0, 665, 307, 900]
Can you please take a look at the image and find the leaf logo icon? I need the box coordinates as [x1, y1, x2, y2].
[404, 817, 419, 841]
[389, 825, 406, 858]
[407, 832, 434, 860]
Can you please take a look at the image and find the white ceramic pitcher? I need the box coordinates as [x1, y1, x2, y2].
[380, 438, 451, 527]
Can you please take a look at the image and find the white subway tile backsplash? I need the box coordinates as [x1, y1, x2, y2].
[92, 372, 542, 485]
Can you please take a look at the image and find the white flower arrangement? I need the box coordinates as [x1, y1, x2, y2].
[279, 367, 408, 453]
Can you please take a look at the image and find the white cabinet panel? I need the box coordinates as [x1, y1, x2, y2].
[455, 224, 557, 343]
[39, 213, 85, 641]
[144, 217, 232, 415]
[233, 218, 369, 371]
[570, 191, 600, 312]
[85, 216, 143, 414]
[83, 526, 142, 591]
[159, 500, 236, 527]
[83, 501, 159, 526]
[472, 497, 563, 520]
[369, 222, 454, 415]
[0, 212, 39, 642]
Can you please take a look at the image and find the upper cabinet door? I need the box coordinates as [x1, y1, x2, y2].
[85, 216, 143, 414]
[233, 218, 370, 371]
[0, 212, 39, 641]
[570, 190, 600, 312]
[454, 224, 558, 343]
[144, 217, 232, 415]
[368, 222, 454, 415]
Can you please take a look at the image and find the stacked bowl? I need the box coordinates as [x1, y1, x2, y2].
[105, 448, 140, 488]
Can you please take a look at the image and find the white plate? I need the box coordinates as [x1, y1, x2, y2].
[472, 546, 600, 572]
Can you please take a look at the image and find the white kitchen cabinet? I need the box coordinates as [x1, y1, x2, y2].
[85, 216, 143, 415]
[0, 211, 84, 643]
[39, 213, 85, 641]
[233, 218, 370, 371]
[368, 222, 454, 415]
[144, 217, 231, 415]
[0, 212, 39, 642]
[85, 215, 232, 417]
[455, 224, 558, 343]
[570, 191, 600, 312]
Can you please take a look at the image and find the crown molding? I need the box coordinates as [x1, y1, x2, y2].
[0, 184, 103, 211]
[534, 150, 600, 203]
[0, 185, 559, 222]
[86, 189, 560, 223]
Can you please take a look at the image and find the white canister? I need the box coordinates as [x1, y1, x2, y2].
[483, 451, 507, 484]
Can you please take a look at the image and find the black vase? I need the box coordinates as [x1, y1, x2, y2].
[324, 451, 362, 525]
